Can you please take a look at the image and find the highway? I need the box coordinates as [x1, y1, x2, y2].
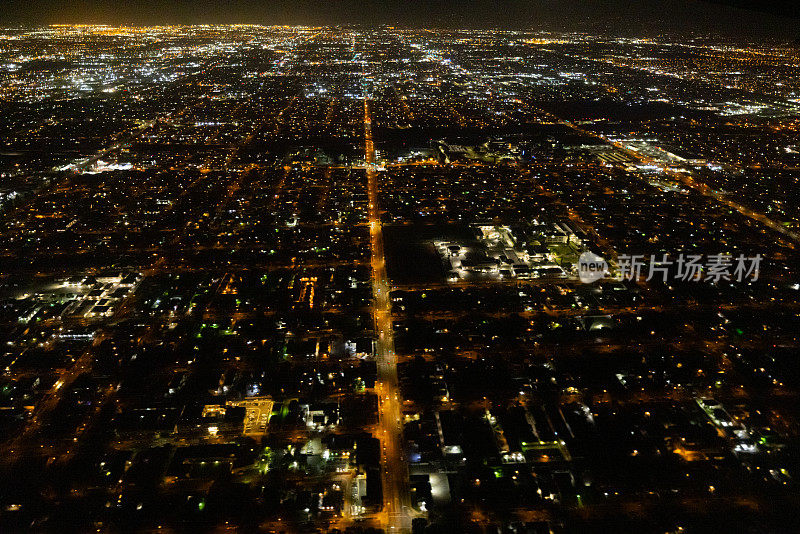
[427, 47, 800, 250]
[364, 96, 413, 533]
[595, 133, 800, 247]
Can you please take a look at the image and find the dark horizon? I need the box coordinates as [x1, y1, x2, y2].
[4, 17, 800, 534]
[1, 0, 797, 39]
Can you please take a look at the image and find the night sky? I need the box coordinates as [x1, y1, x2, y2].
[1, 0, 797, 37]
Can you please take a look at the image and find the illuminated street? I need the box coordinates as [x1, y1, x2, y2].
[366, 95, 413, 533]
[1, 19, 800, 534]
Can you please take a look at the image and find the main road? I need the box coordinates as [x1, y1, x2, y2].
[364, 96, 413, 533]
